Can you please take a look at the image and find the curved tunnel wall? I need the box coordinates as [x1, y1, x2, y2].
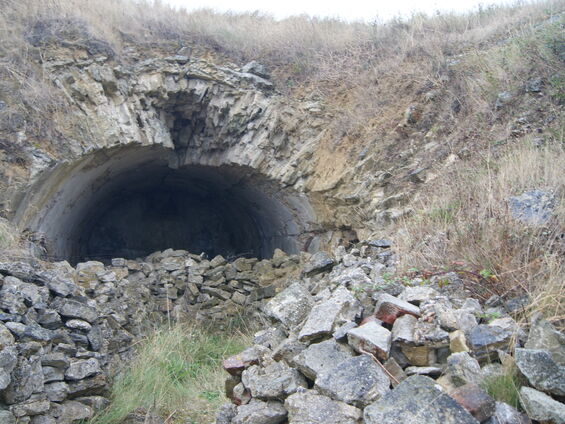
[14, 145, 316, 264]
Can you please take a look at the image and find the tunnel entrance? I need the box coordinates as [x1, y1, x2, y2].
[15, 145, 315, 264]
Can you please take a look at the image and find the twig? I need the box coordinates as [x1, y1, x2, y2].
[164, 410, 177, 423]
[359, 348, 400, 386]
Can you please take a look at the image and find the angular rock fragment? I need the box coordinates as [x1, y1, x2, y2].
[374, 293, 421, 324]
[65, 358, 101, 381]
[450, 383, 496, 422]
[302, 252, 335, 277]
[263, 283, 313, 329]
[232, 399, 287, 424]
[520, 387, 565, 424]
[285, 390, 362, 424]
[242, 362, 307, 400]
[446, 352, 481, 387]
[515, 348, 565, 396]
[298, 287, 360, 341]
[315, 354, 390, 407]
[292, 338, 354, 380]
[364, 375, 479, 424]
[347, 321, 391, 360]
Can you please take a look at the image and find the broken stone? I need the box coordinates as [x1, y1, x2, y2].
[467, 325, 512, 358]
[223, 347, 261, 376]
[303, 252, 335, 277]
[392, 314, 417, 344]
[55, 299, 98, 323]
[10, 398, 50, 417]
[263, 283, 313, 329]
[364, 375, 479, 424]
[486, 401, 531, 424]
[285, 390, 362, 424]
[525, 312, 565, 365]
[44, 381, 69, 402]
[292, 338, 354, 380]
[450, 330, 469, 353]
[347, 321, 391, 360]
[242, 362, 307, 400]
[520, 386, 565, 424]
[374, 293, 421, 324]
[399, 286, 439, 305]
[315, 354, 390, 408]
[298, 287, 360, 341]
[232, 399, 287, 424]
[383, 357, 407, 387]
[515, 348, 565, 396]
[450, 383, 496, 423]
[446, 352, 481, 387]
[405, 366, 443, 377]
[64, 358, 101, 381]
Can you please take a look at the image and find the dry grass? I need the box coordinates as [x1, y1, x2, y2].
[395, 138, 565, 324]
[1, 1, 563, 106]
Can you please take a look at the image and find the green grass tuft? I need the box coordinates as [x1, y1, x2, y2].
[89, 323, 251, 424]
[481, 372, 523, 411]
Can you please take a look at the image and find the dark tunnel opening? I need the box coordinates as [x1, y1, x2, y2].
[16, 145, 316, 265]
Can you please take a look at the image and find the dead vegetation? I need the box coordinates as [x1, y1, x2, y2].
[395, 139, 565, 326]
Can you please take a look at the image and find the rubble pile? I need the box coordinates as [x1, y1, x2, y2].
[219, 243, 565, 424]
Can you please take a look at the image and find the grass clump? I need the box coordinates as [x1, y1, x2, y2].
[481, 372, 523, 410]
[89, 323, 251, 424]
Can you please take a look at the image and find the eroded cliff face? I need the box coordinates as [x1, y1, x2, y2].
[3, 44, 350, 263]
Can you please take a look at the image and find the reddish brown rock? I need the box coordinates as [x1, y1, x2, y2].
[222, 347, 260, 376]
[374, 293, 421, 325]
[450, 383, 496, 423]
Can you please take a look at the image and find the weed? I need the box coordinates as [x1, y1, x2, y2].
[481, 372, 523, 410]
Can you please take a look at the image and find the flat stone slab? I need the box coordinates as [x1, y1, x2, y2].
[347, 321, 391, 360]
[315, 354, 390, 408]
[303, 252, 335, 277]
[285, 390, 362, 424]
[364, 375, 479, 424]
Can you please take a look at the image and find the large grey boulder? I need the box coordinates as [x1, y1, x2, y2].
[515, 348, 565, 396]
[520, 387, 565, 424]
[263, 283, 313, 329]
[292, 339, 354, 380]
[508, 189, 555, 225]
[315, 354, 390, 407]
[232, 400, 287, 424]
[364, 375, 479, 424]
[285, 390, 362, 423]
